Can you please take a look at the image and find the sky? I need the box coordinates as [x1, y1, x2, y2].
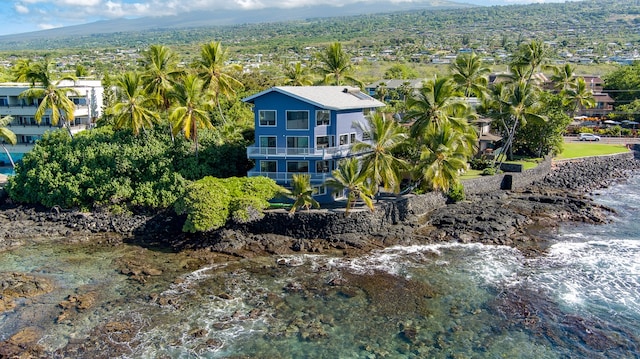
[0, 0, 572, 36]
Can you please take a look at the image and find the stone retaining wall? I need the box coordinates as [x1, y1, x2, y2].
[463, 157, 553, 195]
[235, 151, 636, 240]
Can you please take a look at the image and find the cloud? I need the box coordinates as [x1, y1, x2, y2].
[37, 23, 60, 30]
[14, 4, 29, 14]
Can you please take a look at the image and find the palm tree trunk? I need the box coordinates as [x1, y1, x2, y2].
[2, 144, 15, 168]
[63, 115, 75, 140]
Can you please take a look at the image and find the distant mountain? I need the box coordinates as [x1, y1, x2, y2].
[0, 0, 470, 45]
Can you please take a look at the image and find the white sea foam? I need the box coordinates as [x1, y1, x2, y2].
[529, 239, 640, 316]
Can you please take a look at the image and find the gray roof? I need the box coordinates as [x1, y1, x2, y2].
[242, 86, 385, 111]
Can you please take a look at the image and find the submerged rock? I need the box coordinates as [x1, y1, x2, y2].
[0, 272, 54, 312]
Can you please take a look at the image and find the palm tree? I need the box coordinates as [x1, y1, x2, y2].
[417, 122, 472, 193]
[405, 77, 468, 139]
[141, 44, 184, 140]
[18, 59, 79, 139]
[324, 157, 375, 215]
[0, 115, 17, 168]
[351, 113, 408, 194]
[11, 59, 33, 83]
[141, 44, 183, 111]
[282, 62, 314, 86]
[195, 41, 244, 123]
[289, 173, 320, 214]
[168, 73, 212, 160]
[493, 79, 546, 164]
[450, 52, 490, 99]
[110, 72, 160, 136]
[562, 77, 596, 118]
[510, 40, 550, 82]
[550, 63, 576, 91]
[315, 42, 362, 86]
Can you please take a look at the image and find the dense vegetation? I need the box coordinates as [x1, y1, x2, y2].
[6, 127, 252, 212]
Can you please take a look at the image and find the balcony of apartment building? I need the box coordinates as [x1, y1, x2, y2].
[246, 170, 333, 185]
[246, 144, 356, 160]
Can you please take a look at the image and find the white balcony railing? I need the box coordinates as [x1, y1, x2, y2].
[247, 171, 333, 184]
[246, 145, 360, 159]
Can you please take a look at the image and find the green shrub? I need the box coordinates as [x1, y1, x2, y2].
[481, 167, 497, 176]
[174, 176, 284, 232]
[447, 183, 465, 203]
[470, 157, 491, 170]
[175, 177, 231, 233]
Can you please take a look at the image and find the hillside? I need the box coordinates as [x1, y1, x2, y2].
[0, 0, 468, 51]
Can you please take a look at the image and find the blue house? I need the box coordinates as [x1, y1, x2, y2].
[243, 86, 386, 203]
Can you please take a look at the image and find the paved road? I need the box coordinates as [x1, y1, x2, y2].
[564, 136, 640, 145]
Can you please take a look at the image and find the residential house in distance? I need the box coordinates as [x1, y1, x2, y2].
[243, 86, 386, 203]
[577, 75, 614, 118]
[474, 117, 502, 157]
[0, 80, 103, 164]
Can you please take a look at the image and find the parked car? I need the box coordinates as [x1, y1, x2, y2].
[578, 133, 601, 141]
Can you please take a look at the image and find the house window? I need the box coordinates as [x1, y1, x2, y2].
[350, 133, 356, 143]
[287, 136, 309, 155]
[313, 185, 327, 196]
[259, 110, 276, 126]
[339, 134, 349, 146]
[287, 136, 308, 148]
[362, 131, 371, 141]
[316, 160, 330, 173]
[0, 98, 6, 106]
[316, 110, 330, 126]
[260, 160, 276, 173]
[316, 135, 334, 149]
[259, 136, 277, 154]
[287, 161, 309, 173]
[286, 111, 309, 130]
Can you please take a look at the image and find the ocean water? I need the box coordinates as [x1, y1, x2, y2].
[0, 177, 638, 358]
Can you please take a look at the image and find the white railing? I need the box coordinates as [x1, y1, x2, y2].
[247, 171, 333, 184]
[247, 145, 363, 159]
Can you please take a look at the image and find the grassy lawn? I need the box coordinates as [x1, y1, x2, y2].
[461, 169, 483, 179]
[556, 143, 630, 159]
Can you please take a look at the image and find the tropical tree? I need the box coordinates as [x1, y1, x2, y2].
[141, 44, 184, 140]
[510, 40, 551, 82]
[315, 42, 362, 86]
[550, 63, 576, 91]
[405, 77, 467, 139]
[416, 122, 473, 193]
[110, 71, 160, 136]
[351, 113, 408, 194]
[0, 115, 17, 168]
[562, 77, 596, 117]
[11, 59, 33, 83]
[450, 52, 490, 99]
[282, 62, 314, 86]
[169, 73, 212, 159]
[289, 173, 320, 214]
[141, 44, 183, 111]
[324, 157, 375, 215]
[490, 79, 546, 163]
[18, 59, 79, 138]
[195, 41, 244, 123]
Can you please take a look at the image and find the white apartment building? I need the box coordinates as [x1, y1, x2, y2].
[0, 79, 103, 164]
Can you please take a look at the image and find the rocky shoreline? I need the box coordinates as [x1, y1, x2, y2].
[1, 151, 639, 258]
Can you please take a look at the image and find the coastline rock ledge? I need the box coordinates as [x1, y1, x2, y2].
[1, 150, 639, 257]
